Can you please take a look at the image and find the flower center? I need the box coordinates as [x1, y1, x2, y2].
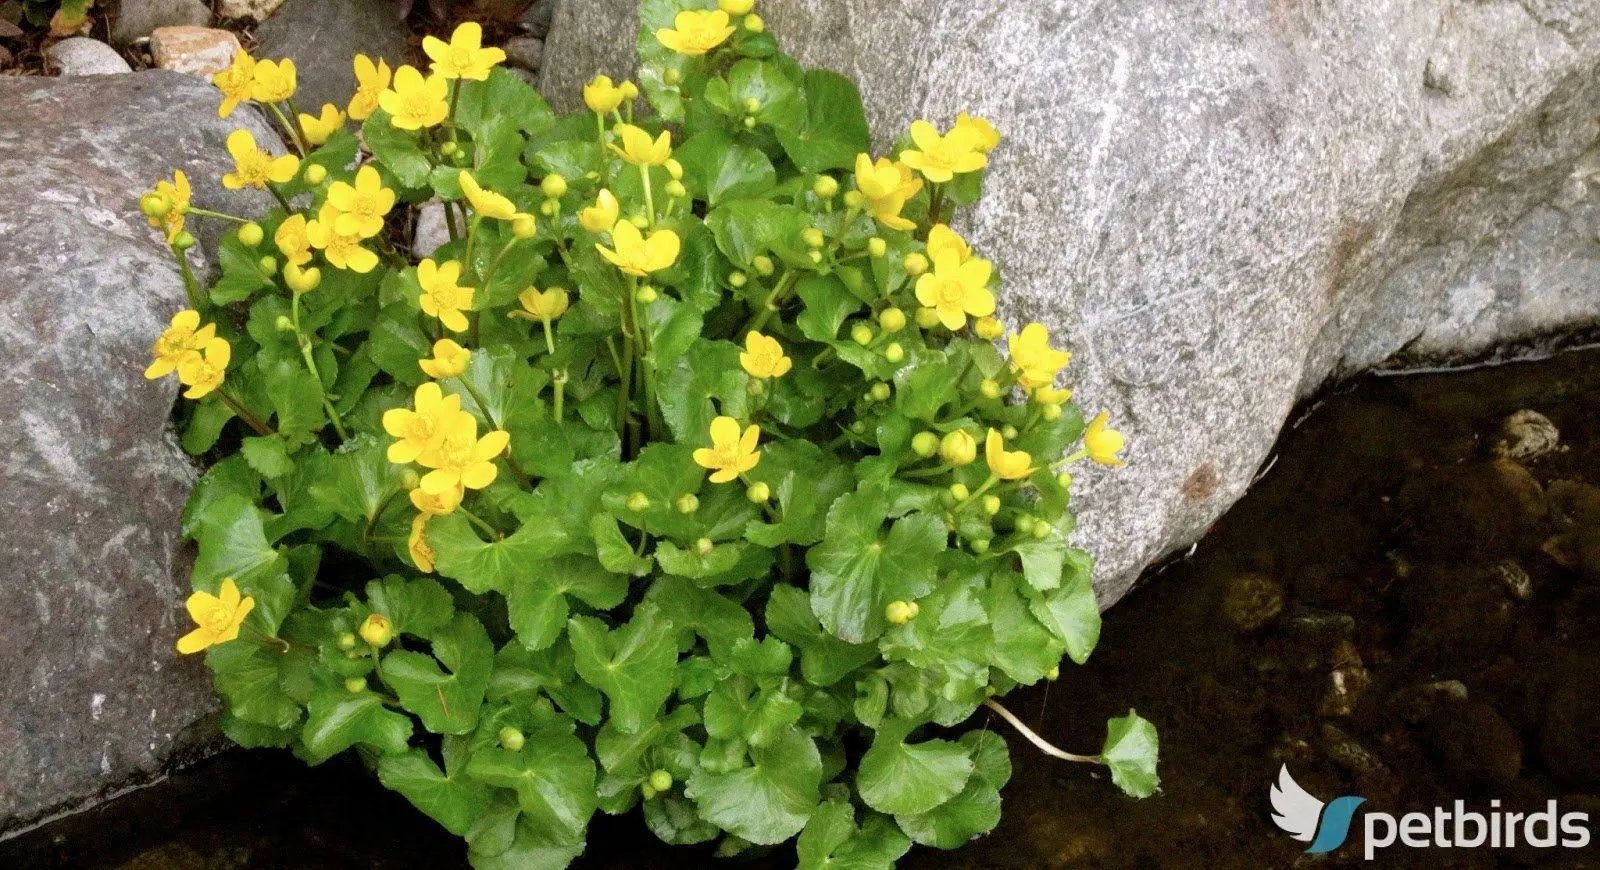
[204, 604, 232, 627]
[935, 278, 966, 306]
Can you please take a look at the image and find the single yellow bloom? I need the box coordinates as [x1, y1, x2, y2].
[853, 153, 922, 231]
[519, 286, 570, 321]
[298, 103, 346, 146]
[583, 75, 628, 114]
[739, 331, 792, 379]
[954, 113, 1002, 153]
[693, 416, 761, 483]
[611, 123, 672, 166]
[212, 49, 255, 118]
[1084, 411, 1126, 467]
[177, 336, 231, 400]
[379, 65, 450, 131]
[326, 165, 396, 238]
[423, 21, 506, 81]
[360, 613, 393, 647]
[656, 9, 735, 56]
[274, 213, 313, 266]
[419, 416, 510, 494]
[146, 170, 191, 242]
[408, 513, 436, 572]
[222, 129, 299, 190]
[419, 338, 472, 379]
[383, 381, 470, 466]
[409, 484, 463, 516]
[719, 0, 754, 13]
[596, 220, 680, 276]
[1009, 323, 1071, 389]
[306, 209, 379, 273]
[925, 224, 972, 263]
[458, 170, 522, 221]
[176, 578, 255, 654]
[145, 309, 215, 380]
[985, 428, 1035, 481]
[579, 189, 620, 234]
[249, 57, 297, 104]
[900, 120, 988, 184]
[1033, 386, 1074, 406]
[417, 258, 475, 332]
[348, 54, 392, 121]
[914, 250, 995, 330]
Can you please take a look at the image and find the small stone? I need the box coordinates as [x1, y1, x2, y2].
[1320, 724, 1386, 775]
[149, 26, 240, 79]
[1427, 700, 1522, 787]
[1319, 639, 1370, 718]
[1547, 479, 1600, 530]
[1390, 679, 1470, 724]
[505, 35, 545, 71]
[413, 202, 450, 259]
[1488, 558, 1533, 601]
[216, 0, 288, 21]
[45, 37, 132, 76]
[110, 0, 210, 45]
[521, 0, 557, 37]
[1493, 409, 1560, 461]
[1220, 572, 1284, 632]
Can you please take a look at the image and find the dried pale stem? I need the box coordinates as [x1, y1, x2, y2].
[982, 698, 1100, 764]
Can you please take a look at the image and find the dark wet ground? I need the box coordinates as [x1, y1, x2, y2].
[5, 347, 1600, 869]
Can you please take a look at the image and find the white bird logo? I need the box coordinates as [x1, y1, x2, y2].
[1270, 764, 1324, 842]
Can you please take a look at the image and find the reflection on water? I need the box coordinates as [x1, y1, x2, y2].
[5, 347, 1599, 869]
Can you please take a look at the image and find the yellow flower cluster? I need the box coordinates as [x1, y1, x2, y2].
[145, 310, 231, 399]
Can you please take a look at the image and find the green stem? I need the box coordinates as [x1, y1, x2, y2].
[172, 246, 203, 311]
[268, 103, 307, 156]
[743, 270, 799, 337]
[363, 487, 403, 544]
[458, 505, 501, 539]
[925, 183, 946, 235]
[1051, 449, 1089, 471]
[552, 371, 566, 423]
[216, 389, 273, 437]
[457, 377, 531, 487]
[541, 317, 556, 355]
[292, 293, 350, 441]
[639, 162, 656, 227]
[901, 463, 954, 480]
[447, 80, 462, 144]
[186, 207, 248, 224]
[267, 183, 294, 213]
[983, 698, 1100, 764]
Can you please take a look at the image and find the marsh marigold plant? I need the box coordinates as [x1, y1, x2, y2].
[145, 4, 1152, 867]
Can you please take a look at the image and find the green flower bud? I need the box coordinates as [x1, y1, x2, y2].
[665, 158, 684, 181]
[237, 222, 264, 247]
[1014, 514, 1036, 535]
[980, 378, 1003, 399]
[939, 429, 977, 466]
[499, 726, 526, 751]
[302, 164, 327, 185]
[883, 342, 905, 364]
[344, 676, 367, 693]
[641, 783, 658, 800]
[629, 214, 650, 229]
[626, 491, 651, 512]
[336, 632, 358, 651]
[744, 12, 765, 32]
[172, 231, 196, 252]
[258, 255, 278, 275]
[807, 249, 823, 265]
[885, 600, 915, 625]
[753, 255, 775, 276]
[869, 382, 891, 402]
[743, 116, 757, 130]
[665, 179, 688, 198]
[812, 175, 839, 199]
[982, 495, 1001, 516]
[949, 483, 970, 502]
[513, 213, 539, 238]
[903, 252, 929, 276]
[915, 306, 942, 329]
[728, 271, 748, 288]
[911, 431, 939, 457]
[1045, 665, 1060, 681]
[849, 420, 866, 435]
[744, 96, 762, 114]
[695, 537, 714, 555]
[970, 538, 990, 554]
[636, 285, 659, 304]
[867, 236, 887, 257]
[139, 193, 169, 218]
[539, 199, 559, 217]
[440, 141, 459, 157]
[746, 481, 770, 503]
[649, 769, 674, 792]
[1042, 403, 1064, 421]
[664, 67, 682, 86]
[274, 314, 294, 332]
[878, 307, 906, 333]
[675, 494, 699, 514]
[541, 174, 568, 198]
[850, 323, 874, 346]
[1032, 520, 1052, 539]
[746, 378, 765, 396]
[842, 190, 865, 209]
[359, 613, 393, 648]
[1056, 471, 1073, 489]
[802, 227, 826, 248]
[1002, 424, 1019, 440]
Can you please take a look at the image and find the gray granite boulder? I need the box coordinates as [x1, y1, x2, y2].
[45, 36, 132, 76]
[542, 0, 1600, 605]
[0, 71, 278, 835]
[252, 0, 411, 116]
[110, 0, 212, 46]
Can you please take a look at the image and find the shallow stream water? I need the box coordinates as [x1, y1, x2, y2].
[5, 347, 1599, 869]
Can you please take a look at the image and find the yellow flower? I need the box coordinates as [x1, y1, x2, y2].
[656, 9, 736, 56]
[900, 119, 988, 184]
[954, 113, 1001, 153]
[940, 429, 977, 466]
[379, 65, 450, 130]
[853, 154, 922, 231]
[417, 258, 475, 332]
[177, 336, 231, 400]
[985, 428, 1035, 481]
[1083, 411, 1126, 467]
[383, 382, 470, 466]
[212, 49, 255, 118]
[423, 21, 506, 81]
[1033, 386, 1073, 406]
[419, 338, 472, 379]
[719, 0, 754, 13]
[458, 170, 525, 222]
[176, 578, 255, 654]
[925, 224, 972, 263]
[1008, 323, 1071, 389]
[306, 209, 379, 273]
[145, 309, 215, 380]
[348, 54, 392, 121]
[222, 129, 299, 190]
[298, 103, 346, 146]
[145, 170, 191, 242]
[579, 189, 620, 234]
[326, 165, 396, 238]
[596, 220, 680, 276]
[408, 513, 436, 572]
[740, 331, 792, 379]
[410, 484, 463, 516]
[419, 416, 510, 494]
[518, 287, 570, 321]
[693, 416, 761, 483]
[914, 250, 995, 330]
[274, 213, 313, 266]
[250, 57, 297, 104]
[611, 123, 672, 166]
[584, 75, 628, 114]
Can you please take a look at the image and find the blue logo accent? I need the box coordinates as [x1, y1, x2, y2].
[1307, 795, 1368, 854]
